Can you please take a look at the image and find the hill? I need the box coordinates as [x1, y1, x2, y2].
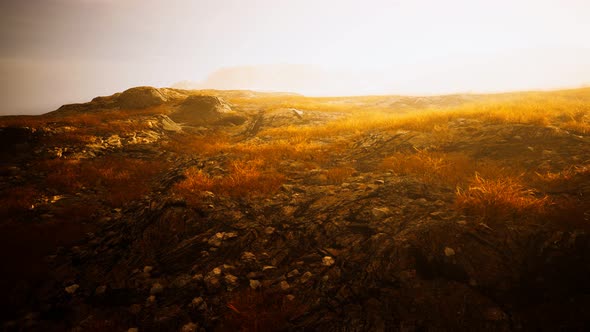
[1, 87, 590, 331]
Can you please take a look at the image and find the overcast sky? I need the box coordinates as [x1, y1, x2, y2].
[1, 0, 590, 115]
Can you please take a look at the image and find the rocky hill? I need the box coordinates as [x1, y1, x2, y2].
[1, 87, 590, 331]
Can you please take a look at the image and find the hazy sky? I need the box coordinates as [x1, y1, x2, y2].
[1, 0, 590, 114]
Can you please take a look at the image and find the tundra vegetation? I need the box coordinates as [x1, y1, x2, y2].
[1, 87, 589, 331]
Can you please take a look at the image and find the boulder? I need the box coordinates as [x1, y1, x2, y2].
[170, 95, 245, 126]
[117, 86, 168, 109]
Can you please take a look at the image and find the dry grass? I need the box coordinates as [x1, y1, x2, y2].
[219, 289, 308, 332]
[0, 185, 38, 221]
[36, 156, 168, 207]
[381, 150, 479, 185]
[174, 159, 285, 201]
[455, 174, 551, 222]
[167, 133, 328, 165]
[533, 163, 590, 193]
[324, 166, 356, 184]
[4, 87, 590, 221]
[255, 88, 590, 141]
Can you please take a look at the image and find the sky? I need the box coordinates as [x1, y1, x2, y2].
[1, 0, 589, 115]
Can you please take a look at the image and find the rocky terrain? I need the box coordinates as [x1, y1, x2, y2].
[1, 87, 590, 331]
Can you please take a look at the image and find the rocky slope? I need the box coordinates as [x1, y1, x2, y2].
[1, 87, 590, 331]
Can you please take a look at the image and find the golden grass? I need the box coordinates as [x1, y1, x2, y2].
[173, 159, 285, 201]
[324, 166, 356, 185]
[379, 149, 514, 186]
[455, 174, 551, 222]
[255, 88, 590, 140]
[532, 163, 590, 193]
[3, 87, 589, 223]
[36, 156, 168, 207]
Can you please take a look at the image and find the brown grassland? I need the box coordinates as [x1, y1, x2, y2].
[167, 88, 590, 226]
[1, 87, 590, 330]
[2, 88, 589, 226]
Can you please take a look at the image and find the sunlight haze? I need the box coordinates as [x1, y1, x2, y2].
[1, 0, 589, 114]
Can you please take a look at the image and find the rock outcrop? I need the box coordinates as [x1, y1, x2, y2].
[170, 95, 245, 126]
[117, 86, 168, 109]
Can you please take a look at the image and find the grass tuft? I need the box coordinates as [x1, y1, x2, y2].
[455, 173, 551, 222]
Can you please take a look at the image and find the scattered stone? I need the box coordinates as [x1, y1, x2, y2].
[150, 282, 164, 295]
[146, 295, 156, 305]
[172, 274, 192, 288]
[374, 179, 385, 185]
[484, 307, 508, 321]
[241, 252, 256, 262]
[143, 266, 153, 274]
[479, 223, 494, 231]
[429, 211, 444, 218]
[247, 271, 264, 279]
[291, 108, 304, 119]
[225, 232, 238, 239]
[444, 247, 456, 257]
[205, 277, 221, 290]
[180, 322, 199, 332]
[249, 279, 262, 290]
[128, 328, 139, 332]
[300, 272, 313, 284]
[371, 207, 391, 219]
[224, 274, 239, 288]
[265, 226, 276, 235]
[208, 234, 223, 247]
[65, 284, 79, 294]
[285, 294, 296, 301]
[322, 256, 335, 267]
[159, 115, 183, 132]
[95, 285, 107, 295]
[223, 264, 236, 271]
[262, 265, 277, 271]
[287, 269, 300, 278]
[190, 297, 206, 310]
[414, 198, 428, 205]
[399, 269, 417, 282]
[279, 280, 290, 291]
[208, 232, 238, 246]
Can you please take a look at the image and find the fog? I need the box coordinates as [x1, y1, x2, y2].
[1, 0, 589, 115]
